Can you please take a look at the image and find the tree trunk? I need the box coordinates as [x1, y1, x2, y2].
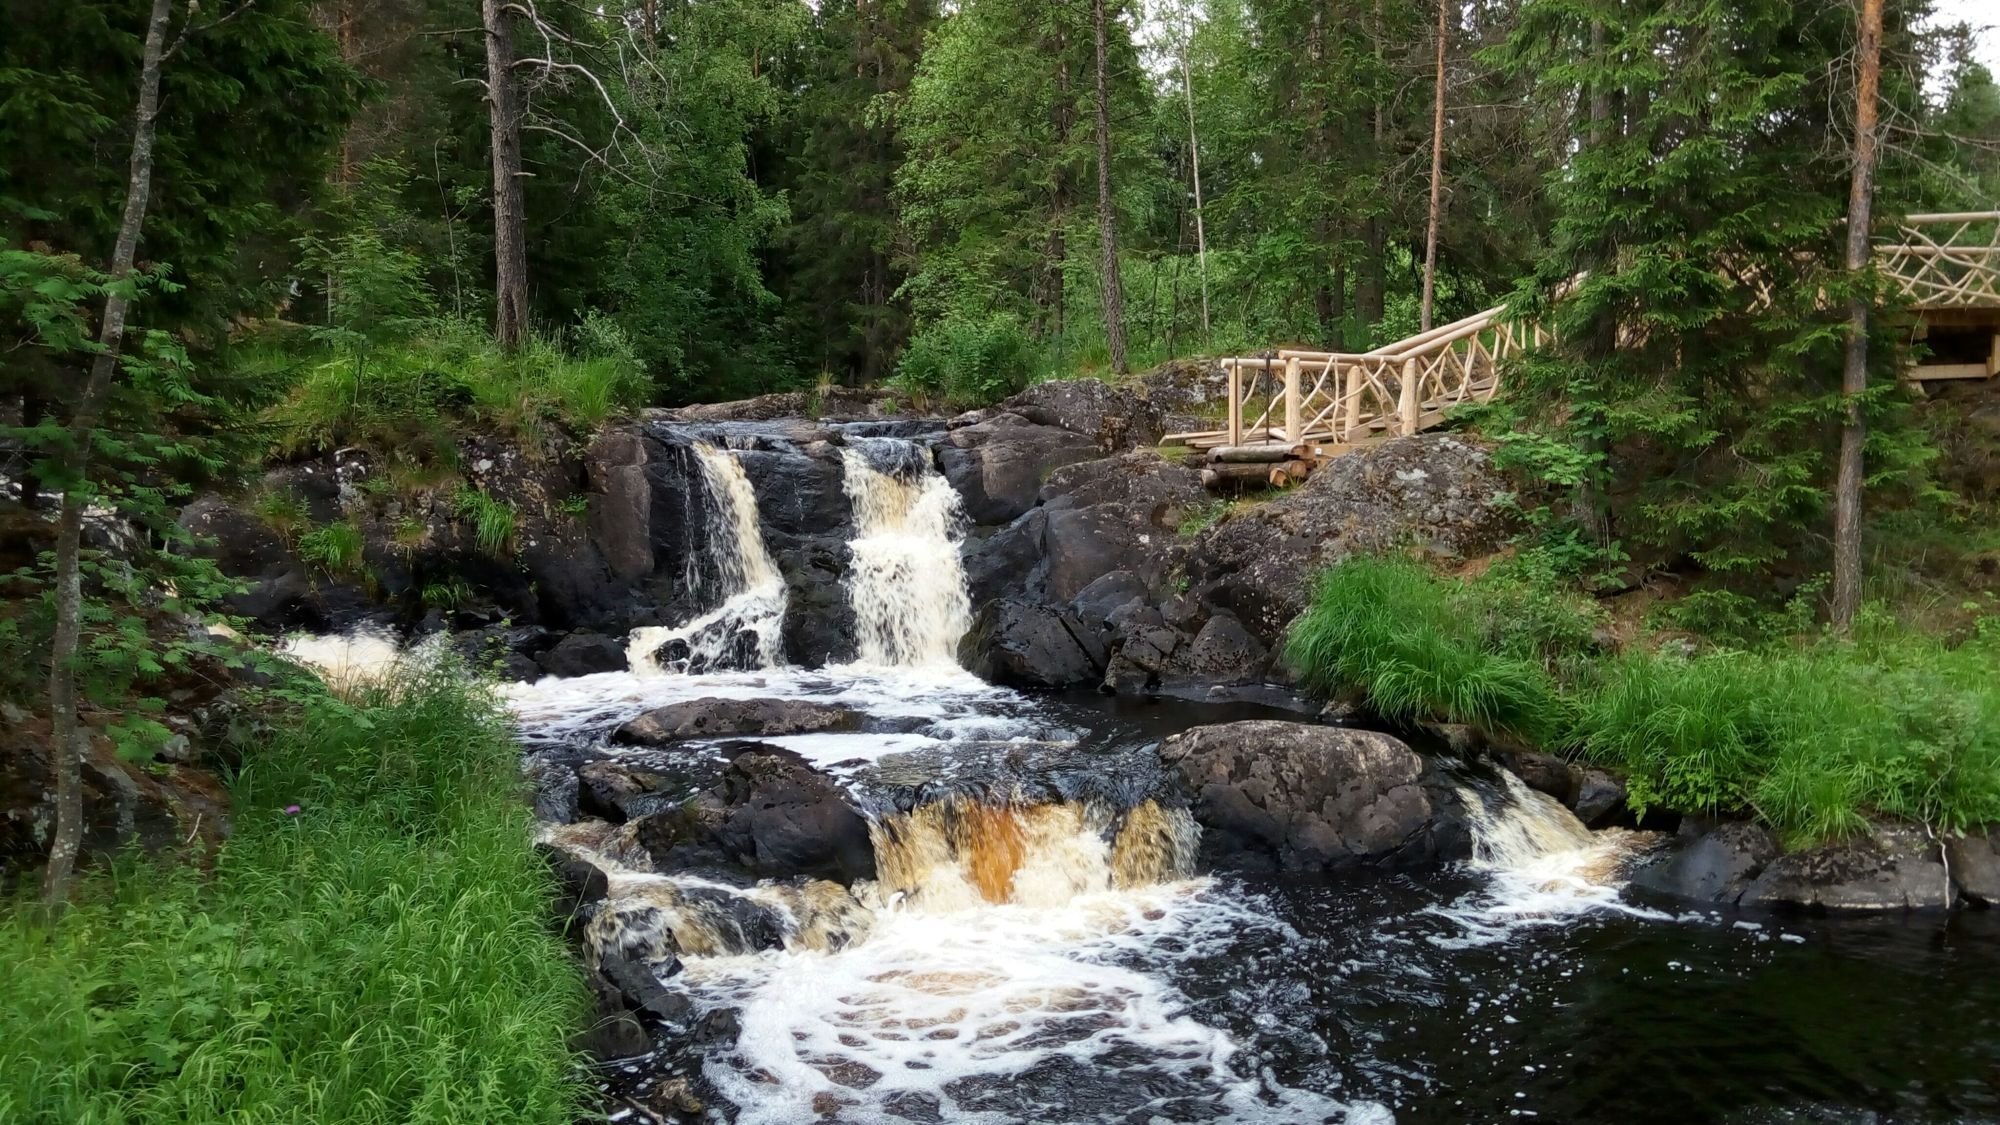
[1831, 0, 1885, 630]
[1359, 0, 1385, 333]
[41, 0, 176, 911]
[483, 0, 529, 351]
[1418, 0, 1447, 332]
[1091, 0, 1128, 374]
[1178, 18, 1209, 339]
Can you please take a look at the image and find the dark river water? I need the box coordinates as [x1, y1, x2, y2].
[508, 667, 2000, 1125]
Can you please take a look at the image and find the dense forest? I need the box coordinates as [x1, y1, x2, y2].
[5, 0, 2000, 1121]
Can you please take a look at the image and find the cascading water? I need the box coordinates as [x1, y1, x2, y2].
[1438, 769, 1662, 941]
[628, 444, 788, 675]
[840, 439, 973, 668]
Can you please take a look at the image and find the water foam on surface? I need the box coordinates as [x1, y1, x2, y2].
[682, 883, 1376, 1125]
[274, 627, 448, 696]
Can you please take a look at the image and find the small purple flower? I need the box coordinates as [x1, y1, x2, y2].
[284, 804, 302, 816]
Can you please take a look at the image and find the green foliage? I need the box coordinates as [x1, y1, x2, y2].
[1289, 555, 2000, 845]
[421, 578, 474, 611]
[1286, 556, 1573, 743]
[262, 316, 650, 463]
[1177, 498, 1232, 537]
[890, 311, 1040, 410]
[453, 488, 516, 557]
[296, 520, 366, 577]
[0, 665, 587, 1123]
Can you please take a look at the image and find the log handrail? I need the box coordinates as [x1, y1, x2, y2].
[1167, 211, 2000, 454]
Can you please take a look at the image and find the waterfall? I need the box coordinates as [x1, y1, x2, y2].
[839, 440, 973, 668]
[1444, 769, 1660, 934]
[628, 444, 788, 675]
[867, 794, 1200, 912]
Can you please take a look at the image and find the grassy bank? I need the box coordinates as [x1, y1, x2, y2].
[1288, 556, 2000, 845]
[0, 664, 586, 1124]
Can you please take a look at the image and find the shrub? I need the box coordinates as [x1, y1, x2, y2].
[892, 311, 1040, 410]
[0, 663, 587, 1123]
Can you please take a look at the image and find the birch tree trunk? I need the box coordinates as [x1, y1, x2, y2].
[1092, 0, 1129, 374]
[42, 0, 177, 910]
[483, 0, 529, 351]
[1831, 0, 1885, 630]
[1418, 0, 1447, 332]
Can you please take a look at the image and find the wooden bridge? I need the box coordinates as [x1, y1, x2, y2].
[1166, 210, 2000, 483]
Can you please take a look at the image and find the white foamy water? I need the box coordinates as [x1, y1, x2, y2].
[1430, 771, 1665, 946]
[504, 664, 1043, 750]
[274, 626, 449, 695]
[629, 445, 788, 675]
[682, 884, 1374, 1125]
[840, 444, 973, 669]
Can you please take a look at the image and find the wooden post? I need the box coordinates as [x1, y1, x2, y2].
[1399, 357, 1420, 434]
[1227, 361, 1242, 446]
[1283, 355, 1302, 443]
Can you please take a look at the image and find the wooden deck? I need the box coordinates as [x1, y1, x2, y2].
[1166, 211, 2000, 480]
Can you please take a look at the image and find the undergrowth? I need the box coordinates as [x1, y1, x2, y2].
[260, 314, 649, 463]
[1288, 555, 2000, 845]
[0, 662, 587, 1124]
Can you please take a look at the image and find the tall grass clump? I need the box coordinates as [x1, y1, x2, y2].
[264, 314, 650, 461]
[1289, 554, 2000, 845]
[0, 662, 586, 1124]
[1580, 621, 2000, 843]
[1286, 556, 1570, 743]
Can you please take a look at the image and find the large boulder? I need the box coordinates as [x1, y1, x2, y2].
[1947, 830, 2000, 905]
[1000, 378, 1180, 450]
[1739, 826, 1954, 911]
[1626, 820, 1782, 905]
[535, 631, 627, 678]
[613, 697, 861, 745]
[1186, 434, 1514, 643]
[937, 413, 1102, 525]
[1159, 720, 1468, 871]
[1037, 452, 1207, 601]
[978, 598, 1107, 689]
[708, 747, 876, 882]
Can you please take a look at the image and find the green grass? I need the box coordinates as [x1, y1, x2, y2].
[0, 664, 587, 1124]
[263, 316, 650, 462]
[296, 519, 365, 576]
[453, 488, 516, 556]
[1287, 555, 2000, 844]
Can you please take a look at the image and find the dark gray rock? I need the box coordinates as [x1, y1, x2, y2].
[575, 760, 688, 823]
[1071, 570, 1150, 626]
[1740, 826, 1954, 911]
[536, 841, 609, 937]
[1037, 452, 1206, 601]
[535, 632, 627, 678]
[1626, 820, 1781, 905]
[614, 697, 861, 745]
[524, 755, 581, 823]
[1948, 830, 2000, 905]
[710, 748, 876, 882]
[962, 510, 1049, 610]
[1573, 768, 1629, 828]
[1492, 748, 1580, 808]
[1169, 613, 1269, 684]
[979, 598, 1107, 689]
[1186, 434, 1514, 645]
[938, 413, 1101, 525]
[1160, 720, 1469, 871]
[1000, 378, 1176, 449]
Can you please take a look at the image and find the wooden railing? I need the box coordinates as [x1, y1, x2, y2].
[1876, 211, 2000, 310]
[1171, 210, 2000, 455]
[1166, 303, 1543, 450]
